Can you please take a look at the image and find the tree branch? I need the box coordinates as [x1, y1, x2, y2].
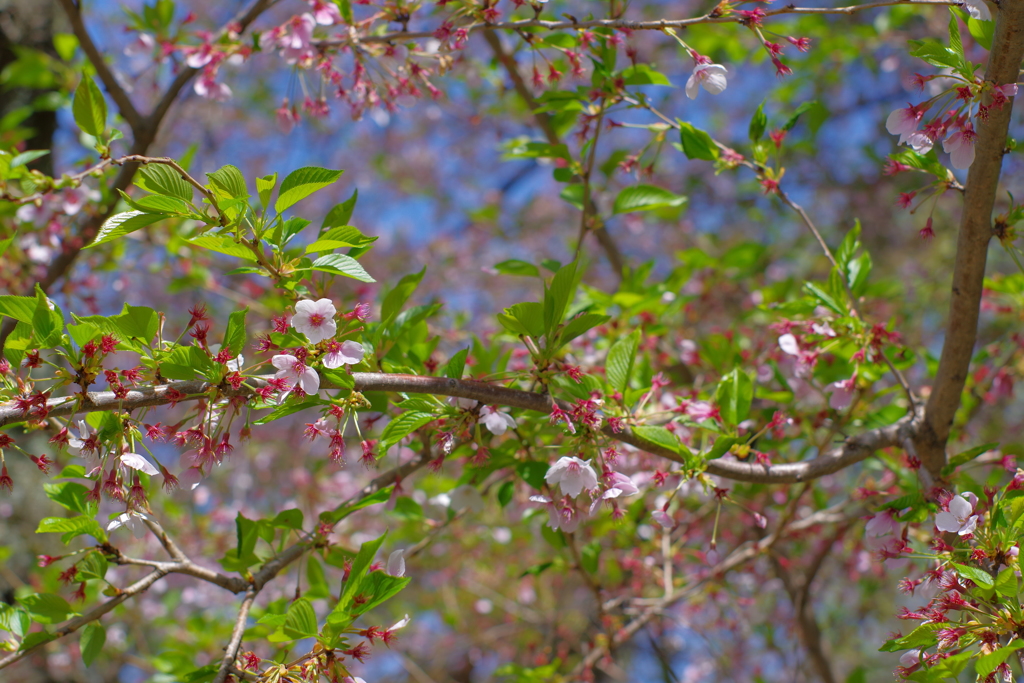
[914, 2, 1024, 480]
[1, 374, 920, 486]
[212, 588, 258, 683]
[322, 1, 958, 46]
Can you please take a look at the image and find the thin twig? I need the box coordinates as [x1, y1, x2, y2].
[212, 589, 258, 683]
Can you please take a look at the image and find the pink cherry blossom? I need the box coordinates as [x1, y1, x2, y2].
[529, 495, 582, 532]
[480, 406, 516, 435]
[292, 298, 337, 343]
[194, 71, 232, 101]
[308, 0, 342, 25]
[685, 63, 728, 99]
[652, 510, 675, 529]
[323, 340, 364, 368]
[272, 354, 320, 394]
[942, 124, 976, 170]
[935, 493, 979, 535]
[885, 105, 924, 144]
[544, 456, 598, 497]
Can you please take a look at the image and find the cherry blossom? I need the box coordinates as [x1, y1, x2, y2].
[942, 124, 976, 169]
[194, 71, 232, 101]
[448, 484, 485, 513]
[963, 0, 991, 20]
[544, 456, 598, 497]
[885, 105, 924, 144]
[905, 130, 933, 154]
[685, 63, 728, 99]
[272, 354, 320, 394]
[448, 396, 478, 410]
[323, 340, 364, 368]
[479, 406, 516, 435]
[778, 333, 800, 356]
[935, 493, 979, 535]
[308, 0, 342, 24]
[829, 377, 855, 410]
[292, 298, 338, 343]
[120, 452, 159, 476]
[107, 511, 150, 538]
[529, 495, 582, 532]
[591, 472, 639, 513]
[652, 510, 675, 529]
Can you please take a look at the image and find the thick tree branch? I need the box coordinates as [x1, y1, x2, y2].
[1, 373, 919, 485]
[914, 1, 1024, 479]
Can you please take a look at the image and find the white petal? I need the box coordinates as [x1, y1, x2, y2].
[778, 334, 799, 356]
[120, 452, 159, 476]
[298, 367, 320, 394]
[685, 73, 699, 100]
[387, 549, 406, 577]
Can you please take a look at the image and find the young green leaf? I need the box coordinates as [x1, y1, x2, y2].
[275, 166, 344, 213]
[72, 76, 106, 137]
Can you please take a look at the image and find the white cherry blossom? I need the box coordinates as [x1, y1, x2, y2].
[544, 456, 598, 497]
[272, 354, 320, 394]
[292, 298, 338, 343]
[120, 452, 159, 476]
[480, 406, 516, 435]
[685, 63, 728, 99]
[323, 340, 364, 368]
[387, 549, 405, 577]
[935, 493, 979, 535]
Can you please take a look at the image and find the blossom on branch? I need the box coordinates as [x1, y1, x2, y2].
[685, 63, 728, 100]
[544, 456, 598, 497]
[935, 493, 979, 536]
[292, 298, 338, 343]
[272, 354, 320, 394]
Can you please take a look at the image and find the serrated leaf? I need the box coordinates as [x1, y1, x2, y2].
[275, 166, 344, 213]
[976, 641, 1024, 677]
[20, 593, 75, 624]
[254, 397, 324, 425]
[632, 425, 681, 454]
[612, 185, 687, 214]
[205, 165, 247, 199]
[310, 254, 375, 282]
[544, 260, 580, 335]
[72, 76, 106, 137]
[0, 295, 36, 323]
[187, 235, 258, 261]
[10, 149, 49, 169]
[138, 163, 193, 202]
[223, 307, 248, 357]
[87, 211, 164, 248]
[321, 189, 358, 232]
[379, 411, 435, 453]
[380, 268, 425, 327]
[283, 598, 318, 639]
[557, 313, 610, 348]
[35, 516, 107, 543]
[605, 329, 640, 392]
[952, 562, 994, 589]
[256, 173, 277, 208]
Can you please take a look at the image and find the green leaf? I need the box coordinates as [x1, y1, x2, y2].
[580, 542, 600, 574]
[0, 295, 36, 323]
[446, 348, 469, 379]
[941, 441, 999, 475]
[968, 16, 994, 50]
[36, 516, 107, 543]
[310, 254, 375, 282]
[113, 305, 157, 340]
[234, 513, 258, 560]
[306, 225, 378, 253]
[43, 482, 92, 515]
[557, 313, 610, 348]
[76, 552, 108, 581]
[283, 598, 318, 639]
[72, 76, 106, 137]
[380, 268, 425, 327]
[749, 100, 767, 142]
[120, 191, 191, 215]
[498, 481, 515, 507]
[632, 425, 682, 455]
[186, 235, 258, 261]
[322, 486, 393, 524]
[20, 593, 75, 624]
[137, 163, 194, 202]
[715, 369, 753, 425]
[948, 13, 964, 63]
[559, 183, 585, 210]
[605, 329, 641, 392]
[80, 623, 105, 666]
[499, 302, 546, 338]
[952, 562, 994, 589]
[270, 508, 304, 530]
[493, 259, 540, 277]
[544, 260, 580, 335]
[321, 189, 358, 232]
[254, 397, 324, 425]
[10, 149, 49, 169]
[379, 411, 435, 453]
[222, 308, 248, 357]
[256, 173, 277, 208]
[87, 211, 165, 248]
[678, 121, 719, 161]
[275, 167, 344, 213]
[619, 64, 672, 86]
[879, 622, 946, 652]
[206, 165, 247, 200]
[349, 572, 411, 616]
[333, 531, 388, 618]
[976, 641, 1024, 677]
[782, 100, 821, 132]
[517, 461, 549, 490]
[612, 185, 687, 214]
